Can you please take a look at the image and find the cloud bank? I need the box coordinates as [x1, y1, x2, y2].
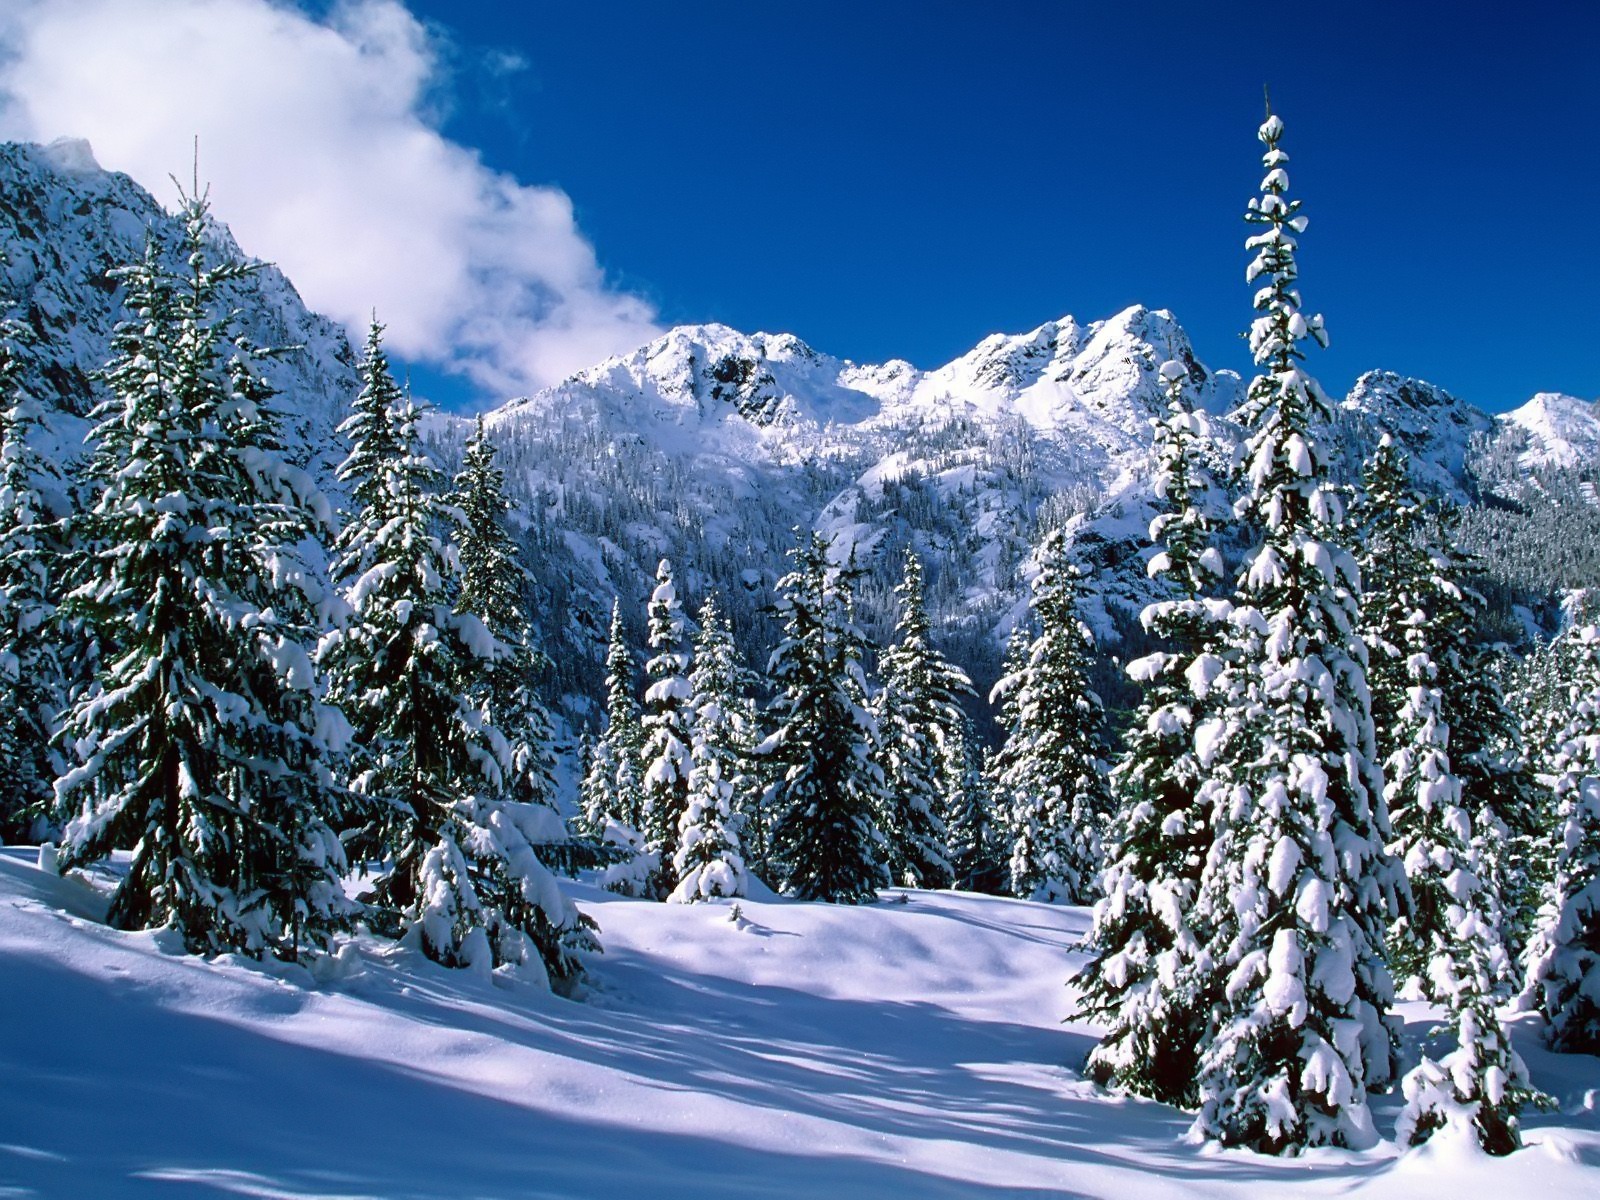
[0, 0, 662, 399]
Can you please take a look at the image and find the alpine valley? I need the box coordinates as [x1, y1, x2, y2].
[4, 138, 1595, 731]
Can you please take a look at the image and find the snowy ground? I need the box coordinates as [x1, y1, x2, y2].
[2, 848, 1598, 1199]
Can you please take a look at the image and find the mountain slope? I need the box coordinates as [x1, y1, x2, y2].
[2, 137, 1596, 719]
[0, 138, 358, 479]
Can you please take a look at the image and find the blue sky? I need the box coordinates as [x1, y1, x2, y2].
[3, 0, 1591, 411]
[401, 0, 1597, 412]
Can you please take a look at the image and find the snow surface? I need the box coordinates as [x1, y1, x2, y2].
[3, 848, 1599, 1198]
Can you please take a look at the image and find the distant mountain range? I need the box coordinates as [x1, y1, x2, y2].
[3, 137, 1596, 722]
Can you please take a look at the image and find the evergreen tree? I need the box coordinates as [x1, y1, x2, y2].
[1078, 359, 1226, 1105]
[1387, 637, 1536, 1153]
[942, 718, 1003, 893]
[54, 191, 348, 958]
[451, 415, 557, 811]
[323, 330, 590, 979]
[580, 599, 653, 895]
[670, 595, 751, 902]
[1357, 437, 1544, 974]
[1523, 621, 1600, 1053]
[991, 531, 1111, 904]
[1183, 109, 1405, 1154]
[1450, 635, 1548, 965]
[449, 415, 595, 979]
[0, 280, 63, 839]
[641, 558, 694, 897]
[874, 551, 970, 889]
[765, 531, 887, 903]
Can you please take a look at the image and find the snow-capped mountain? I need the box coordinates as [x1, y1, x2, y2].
[2, 137, 1596, 712]
[1502, 392, 1600, 469]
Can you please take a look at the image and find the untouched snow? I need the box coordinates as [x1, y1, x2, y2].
[3, 849, 1599, 1198]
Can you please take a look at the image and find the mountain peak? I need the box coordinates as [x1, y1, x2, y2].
[1503, 392, 1600, 469]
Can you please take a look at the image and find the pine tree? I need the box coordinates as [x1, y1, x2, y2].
[874, 551, 970, 889]
[1183, 108, 1405, 1154]
[990, 531, 1111, 904]
[765, 531, 887, 903]
[54, 191, 348, 958]
[640, 558, 694, 898]
[322, 330, 590, 979]
[1523, 621, 1600, 1053]
[670, 595, 751, 903]
[580, 599, 653, 895]
[0, 280, 63, 840]
[1077, 359, 1226, 1105]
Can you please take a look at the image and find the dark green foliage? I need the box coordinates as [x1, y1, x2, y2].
[766, 531, 887, 903]
[54, 190, 348, 958]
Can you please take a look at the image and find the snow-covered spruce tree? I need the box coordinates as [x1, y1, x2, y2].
[640, 558, 694, 898]
[984, 623, 1031, 804]
[580, 598, 653, 894]
[1181, 110, 1407, 1154]
[448, 414, 596, 976]
[54, 192, 348, 958]
[0, 285, 64, 840]
[451, 415, 557, 812]
[1354, 436, 1424, 758]
[764, 531, 888, 903]
[873, 551, 970, 889]
[1387, 641, 1536, 1154]
[670, 594, 751, 902]
[990, 530, 1111, 904]
[1356, 437, 1544, 972]
[323, 332, 592, 979]
[1448, 635, 1548, 965]
[942, 717, 1004, 893]
[1078, 359, 1226, 1105]
[1523, 621, 1600, 1053]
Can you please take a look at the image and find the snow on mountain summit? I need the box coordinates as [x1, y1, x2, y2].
[1502, 392, 1600, 469]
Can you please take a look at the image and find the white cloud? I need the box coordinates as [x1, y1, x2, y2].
[0, 0, 662, 398]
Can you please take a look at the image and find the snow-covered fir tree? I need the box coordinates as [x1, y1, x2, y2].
[323, 327, 591, 980]
[580, 598, 653, 894]
[1449, 635, 1549, 965]
[1078, 359, 1226, 1105]
[1386, 631, 1536, 1153]
[989, 530, 1111, 904]
[670, 595, 751, 903]
[640, 558, 694, 898]
[873, 551, 970, 889]
[1355, 438, 1507, 992]
[451, 415, 558, 811]
[1523, 621, 1600, 1053]
[0, 280, 63, 840]
[448, 414, 596, 978]
[764, 531, 887, 903]
[54, 191, 349, 958]
[941, 718, 1003, 893]
[1357, 437, 1545, 972]
[1182, 109, 1406, 1154]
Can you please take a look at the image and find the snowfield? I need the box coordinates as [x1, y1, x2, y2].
[2, 848, 1597, 1199]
